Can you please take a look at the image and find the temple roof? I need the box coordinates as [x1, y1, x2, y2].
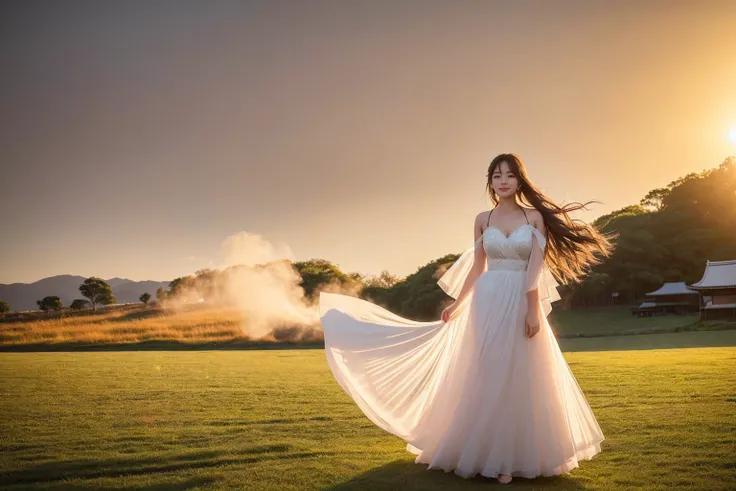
[645, 281, 698, 296]
[689, 259, 736, 290]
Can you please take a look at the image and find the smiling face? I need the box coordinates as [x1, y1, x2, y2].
[490, 160, 519, 198]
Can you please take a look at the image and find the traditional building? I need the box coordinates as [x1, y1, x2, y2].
[631, 281, 699, 317]
[688, 259, 736, 321]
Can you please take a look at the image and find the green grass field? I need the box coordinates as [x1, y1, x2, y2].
[1, 330, 735, 490]
[548, 306, 701, 337]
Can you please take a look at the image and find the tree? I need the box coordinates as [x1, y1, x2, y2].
[37, 296, 63, 311]
[0, 300, 9, 313]
[79, 277, 116, 311]
[139, 292, 151, 304]
[363, 270, 401, 289]
[168, 276, 197, 296]
[292, 259, 359, 298]
[156, 287, 168, 301]
[640, 188, 669, 211]
[70, 299, 90, 311]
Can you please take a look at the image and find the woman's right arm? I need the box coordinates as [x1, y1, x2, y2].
[440, 212, 488, 322]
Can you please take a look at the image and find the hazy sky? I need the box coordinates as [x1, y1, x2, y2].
[1, 0, 735, 285]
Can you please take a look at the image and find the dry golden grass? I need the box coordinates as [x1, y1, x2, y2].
[0, 304, 323, 347]
[2, 303, 728, 349]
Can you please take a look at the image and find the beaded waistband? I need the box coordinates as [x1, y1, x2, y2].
[486, 258, 528, 271]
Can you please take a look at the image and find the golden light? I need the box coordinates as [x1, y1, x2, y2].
[729, 126, 736, 144]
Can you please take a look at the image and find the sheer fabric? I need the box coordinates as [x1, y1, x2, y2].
[319, 223, 602, 480]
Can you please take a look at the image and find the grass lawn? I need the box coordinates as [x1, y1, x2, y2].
[0, 330, 734, 490]
[549, 305, 701, 337]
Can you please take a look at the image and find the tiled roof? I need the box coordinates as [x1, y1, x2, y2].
[689, 259, 736, 289]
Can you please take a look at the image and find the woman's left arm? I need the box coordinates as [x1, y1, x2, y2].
[524, 213, 547, 336]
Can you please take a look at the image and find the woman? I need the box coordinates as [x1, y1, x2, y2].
[319, 153, 616, 483]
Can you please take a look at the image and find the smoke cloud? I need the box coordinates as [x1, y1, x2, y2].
[160, 231, 360, 343]
[219, 231, 319, 339]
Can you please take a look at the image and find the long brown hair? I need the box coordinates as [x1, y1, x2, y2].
[486, 153, 617, 284]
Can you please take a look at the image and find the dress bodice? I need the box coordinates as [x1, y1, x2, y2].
[483, 224, 533, 271]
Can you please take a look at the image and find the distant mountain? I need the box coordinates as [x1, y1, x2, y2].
[105, 277, 136, 288]
[0, 275, 170, 312]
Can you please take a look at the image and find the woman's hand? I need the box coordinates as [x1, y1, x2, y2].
[525, 308, 540, 338]
[441, 301, 459, 323]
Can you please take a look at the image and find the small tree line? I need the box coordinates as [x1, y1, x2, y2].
[0, 277, 153, 313]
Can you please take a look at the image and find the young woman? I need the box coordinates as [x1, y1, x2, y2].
[319, 153, 616, 483]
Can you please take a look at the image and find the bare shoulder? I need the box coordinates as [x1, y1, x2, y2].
[523, 207, 546, 232]
[473, 210, 491, 240]
[475, 210, 490, 226]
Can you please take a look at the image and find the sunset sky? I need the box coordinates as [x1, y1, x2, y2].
[1, 0, 735, 285]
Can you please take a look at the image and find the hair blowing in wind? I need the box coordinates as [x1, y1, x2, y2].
[486, 153, 618, 284]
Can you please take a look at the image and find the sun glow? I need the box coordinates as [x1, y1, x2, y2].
[729, 126, 736, 144]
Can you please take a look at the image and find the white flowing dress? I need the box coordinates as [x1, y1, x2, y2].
[319, 223, 604, 479]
